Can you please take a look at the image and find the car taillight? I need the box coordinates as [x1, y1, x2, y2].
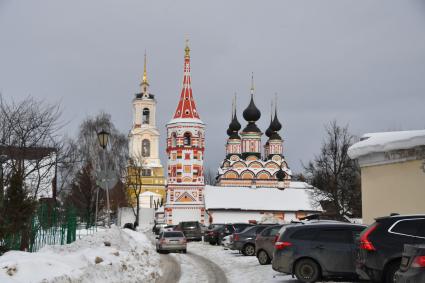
[360, 223, 378, 251]
[233, 234, 239, 241]
[275, 241, 292, 250]
[412, 256, 425, 268]
[160, 239, 165, 244]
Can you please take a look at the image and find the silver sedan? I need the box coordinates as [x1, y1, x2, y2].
[156, 231, 187, 253]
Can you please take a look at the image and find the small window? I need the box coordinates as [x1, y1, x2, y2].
[142, 108, 150, 124]
[142, 169, 151, 176]
[183, 132, 191, 146]
[171, 133, 177, 147]
[142, 139, 150, 157]
[315, 229, 353, 244]
[391, 219, 425, 238]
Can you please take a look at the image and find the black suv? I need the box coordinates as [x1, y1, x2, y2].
[175, 221, 202, 241]
[272, 222, 366, 283]
[357, 214, 425, 283]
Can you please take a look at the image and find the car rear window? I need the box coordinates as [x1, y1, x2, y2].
[261, 225, 282, 236]
[290, 228, 318, 240]
[182, 222, 200, 228]
[164, 232, 184, 238]
[390, 219, 425, 238]
[233, 224, 252, 232]
[315, 229, 354, 244]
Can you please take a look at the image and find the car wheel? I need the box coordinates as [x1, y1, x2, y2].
[182, 249, 187, 254]
[209, 240, 216, 245]
[242, 244, 256, 256]
[294, 258, 320, 283]
[384, 260, 401, 283]
[217, 238, 222, 246]
[257, 250, 271, 265]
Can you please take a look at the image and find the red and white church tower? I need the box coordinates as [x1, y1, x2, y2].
[164, 41, 206, 225]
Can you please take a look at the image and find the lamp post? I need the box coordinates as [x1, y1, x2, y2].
[97, 130, 111, 228]
[276, 164, 286, 191]
[0, 154, 8, 206]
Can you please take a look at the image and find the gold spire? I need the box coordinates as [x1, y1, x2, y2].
[250, 72, 255, 95]
[141, 51, 149, 86]
[185, 38, 190, 57]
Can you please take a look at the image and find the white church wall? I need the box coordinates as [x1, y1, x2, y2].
[208, 210, 300, 224]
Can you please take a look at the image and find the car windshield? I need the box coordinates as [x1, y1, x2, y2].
[164, 232, 184, 238]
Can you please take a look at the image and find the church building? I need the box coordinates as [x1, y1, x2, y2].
[164, 41, 206, 225]
[216, 81, 292, 188]
[128, 53, 166, 206]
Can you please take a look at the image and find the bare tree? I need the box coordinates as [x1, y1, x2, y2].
[125, 152, 147, 224]
[304, 120, 362, 220]
[204, 167, 217, 185]
[61, 112, 129, 221]
[0, 95, 63, 199]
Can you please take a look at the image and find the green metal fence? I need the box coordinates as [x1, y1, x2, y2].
[1, 203, 96, 253]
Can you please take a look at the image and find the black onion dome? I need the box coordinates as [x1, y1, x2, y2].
[270, 113, 282, 132]
[229, 132, 241, 140]
[276, 167, 286, 181]
[226, 128, 233, 136]
[229, 113, 241, 131]
[243, 95, 261, 122]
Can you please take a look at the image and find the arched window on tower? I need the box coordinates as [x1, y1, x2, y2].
[183, 132, 191, 146]
[171, 133, 177, 147]
[142, 108, 150, 124]
[142, 139, 150, 157]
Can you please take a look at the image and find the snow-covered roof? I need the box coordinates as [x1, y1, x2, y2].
[348, 130, 425, 159]
[204, 185, 321, 212]
[140, 191, 161, 197]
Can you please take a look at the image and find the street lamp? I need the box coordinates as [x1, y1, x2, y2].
[97, 130, 111, 228]
[276, 164, 286, 191]
[97, 130, 110, 149]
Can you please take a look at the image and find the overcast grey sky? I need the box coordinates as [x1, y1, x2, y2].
[1, 0, 425, 173]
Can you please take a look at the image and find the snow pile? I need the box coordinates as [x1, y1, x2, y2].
[0, 227, 160, 283]
[348, 130, 425, 159]
[205, 185, 321, 212]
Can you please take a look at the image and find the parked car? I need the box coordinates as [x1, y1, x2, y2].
[357, 214, 425, 283]
[156, 231, 187, 253]
[255, 224, 283, 264]
[272, 222, 366, 283]
[231, 224, 274, 256]
[152, 222, 167, 235]
[204, 224, 224, 243]
[208, 223, 254, 245]
[175, 221, 202, 241]
[395, 244, 425, 283]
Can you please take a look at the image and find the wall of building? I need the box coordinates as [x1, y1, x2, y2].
[361, 159, 425, 224]
[208, 210, 302, 224]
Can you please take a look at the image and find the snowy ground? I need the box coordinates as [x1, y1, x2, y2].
[185, 241, 295, 283]
[0, 227, 160, 283]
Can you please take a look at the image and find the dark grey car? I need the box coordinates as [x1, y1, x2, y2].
[231, 225, 272, 256]
[272, 222, 366, 283]
[395, 244, 425, 283]
[176, 221, 202, 241]
[255, 225, 283, 265]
